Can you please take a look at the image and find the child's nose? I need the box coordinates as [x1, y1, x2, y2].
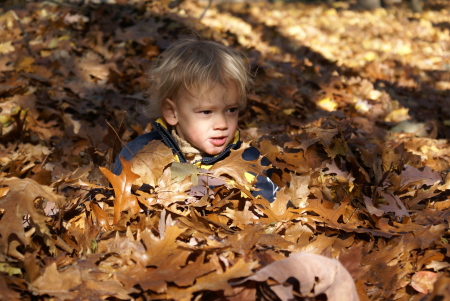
[214, 114, 228, 130]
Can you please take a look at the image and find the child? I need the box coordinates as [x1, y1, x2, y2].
[113, 37, 278, 202]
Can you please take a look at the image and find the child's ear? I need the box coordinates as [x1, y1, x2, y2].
[161, 98, 178, 126]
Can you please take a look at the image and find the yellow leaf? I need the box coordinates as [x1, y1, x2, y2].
[354, 99, 371, 113]
[16, 56, 35, 73]
[0, 41, 15, 54]
[368, 90, 382, 100]
[363, 51, 377, 62]
[0, 11, 15, 28]
[0, 262, 22, 276]
[384, 108, 410, 123]
[40, 50, 52, 57]
[283, 108, 295, 115]
[397, 44, 412, 55]
[325, 8, 337, 16]
[171, 162, 200, 186]
[48, 38, 60, 49]
[317, 97, 338, 112]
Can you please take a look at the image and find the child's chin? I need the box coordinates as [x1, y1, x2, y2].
[204, 147, 224, 156]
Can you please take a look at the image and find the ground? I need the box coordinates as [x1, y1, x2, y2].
[0, 0, 449, 300]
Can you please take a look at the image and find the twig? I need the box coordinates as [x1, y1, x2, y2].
[9, 10, 33, 57]
[105, 118, 127, 149]
[199, 0, 213, 20]
[105, 117, 132, 171]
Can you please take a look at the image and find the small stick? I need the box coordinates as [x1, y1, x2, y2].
[199, 0, 213, 20]
[9, 10, 33, 57]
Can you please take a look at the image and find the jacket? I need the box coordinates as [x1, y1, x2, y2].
[113, 119, 279, 202]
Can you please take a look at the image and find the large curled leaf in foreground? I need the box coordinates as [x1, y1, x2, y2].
[237, 252, 359, 301]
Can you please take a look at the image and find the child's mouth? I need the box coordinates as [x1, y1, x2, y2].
[210, 136, 227, 146]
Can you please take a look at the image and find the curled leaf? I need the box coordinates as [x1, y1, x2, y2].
[100, 158, 140, 224]
[411, 271, 440, 294]
[237, 252, 359, 301]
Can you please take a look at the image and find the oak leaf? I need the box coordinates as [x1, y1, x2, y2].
[140, 225, 187, 267]
[90, 203, 112, 231]
[238, 252, 359, 301]
[210, 142, 268, 186]
[411, 271, 440, 294]
[99, 157, 140, 224]
[167, 258, 259, 300]
[0, 275, 21, 300]
[0, 177, 64, 255]
[30, 262, 82, 300]
[129, 140, 174, 187]
[400, 165, 441, 189]
[280, 173, 310, 208]
[377, 190, 409, 217]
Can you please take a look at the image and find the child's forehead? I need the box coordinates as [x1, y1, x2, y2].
[187, 93, 240, 108]
[184, 83, 238, 102]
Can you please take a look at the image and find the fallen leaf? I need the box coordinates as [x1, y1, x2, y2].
[210, 142, 268, 186]
[100, 158, 140, 224]
[0, 177, 65, 256]
[238, 252, 359, 301]
[129, 140, 174, 187]
[411, 271, 440, 294]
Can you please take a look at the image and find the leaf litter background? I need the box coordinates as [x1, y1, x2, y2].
[1, 0, 450, 300]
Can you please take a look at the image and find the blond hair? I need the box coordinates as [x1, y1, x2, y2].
[144, 37, 251, 120]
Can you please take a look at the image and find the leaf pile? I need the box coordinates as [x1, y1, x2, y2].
[1, 0, 450, 300]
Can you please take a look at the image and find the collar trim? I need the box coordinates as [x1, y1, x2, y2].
[153, 119, 241, 164]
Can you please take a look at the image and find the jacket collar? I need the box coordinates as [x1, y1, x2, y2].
[153, 118, 242, 164]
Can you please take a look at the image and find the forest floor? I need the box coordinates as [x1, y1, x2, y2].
[0, 0, 450, 300]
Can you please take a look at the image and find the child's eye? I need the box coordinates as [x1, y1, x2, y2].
[200, 110, 212, 115]
[228, 107, 239, 113]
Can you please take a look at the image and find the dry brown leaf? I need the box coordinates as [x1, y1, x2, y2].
[377, 190, 409, 217]
[299, 198, 349, 226]
[280, 173, 310, 208]
[129, 140, 174, 187]
[426, 276, 450, 300]
[400, 165, 442, 189]
[0, 177, 65, 255]
[411, 271, 440, 294]
[167, 258, 259, 300]
[0, 275, 21, 300]
[210, 142, 268, 186]
[140, 225, 187, 267]
[239, 252, 358, 301]
[100, 158, 140, 224]
[90, 202, 112, 231]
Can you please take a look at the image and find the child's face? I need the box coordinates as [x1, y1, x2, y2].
[164, 84, 240, 155]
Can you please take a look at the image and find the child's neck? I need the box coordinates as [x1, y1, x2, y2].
[171, 129, 205, 163]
